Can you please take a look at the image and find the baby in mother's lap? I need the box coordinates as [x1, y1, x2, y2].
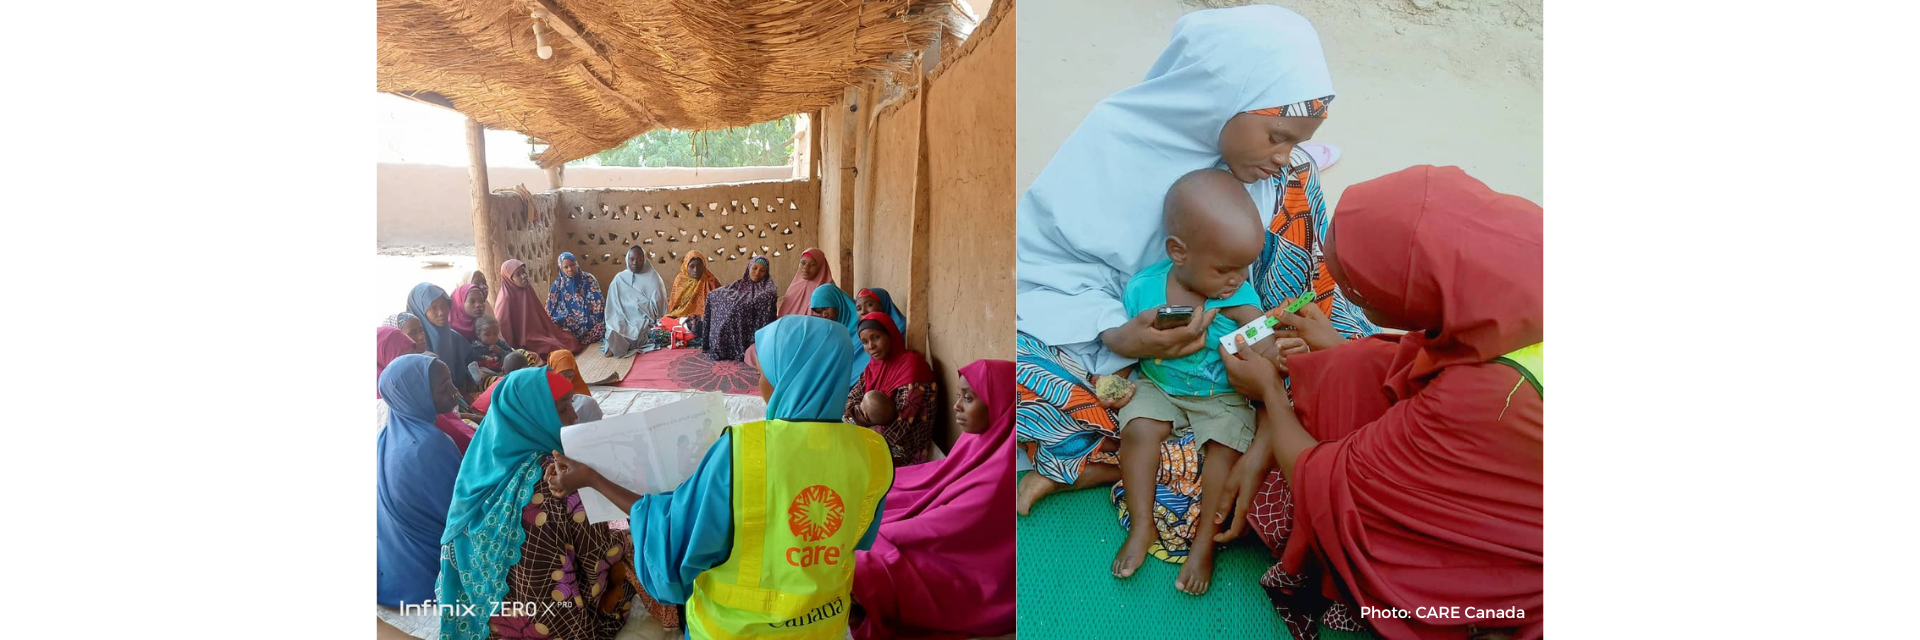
[1105, 168, 1268, 595]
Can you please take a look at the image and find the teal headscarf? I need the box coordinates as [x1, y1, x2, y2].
[436, 367, 566, 640]
[441, 367, 565, 543]
[808, 284, 860, 333]
[754, 316, 857, 422]
[807, 285, 863, 387]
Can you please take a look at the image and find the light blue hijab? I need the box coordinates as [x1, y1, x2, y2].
[1015, 5, 1333, 366]
[436, 367, 566, 639]
[754, 316, 857, 422]
[376, 355, 461, 607]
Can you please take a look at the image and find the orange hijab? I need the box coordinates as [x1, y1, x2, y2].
[667, 251, 723, 317]
[544, 349, 590, 396]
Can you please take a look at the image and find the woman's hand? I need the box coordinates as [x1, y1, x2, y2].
[1210, 445, 1273, 543]
[1221, 336, 1287, 403]
[547, 451, 603, 497]
[1265, 337, 1310, 374]
[1269, 302, 1346, 352]
[1101, 307, 1218, 360]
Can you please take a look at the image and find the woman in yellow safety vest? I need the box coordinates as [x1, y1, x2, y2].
[549, 315, 895, 639]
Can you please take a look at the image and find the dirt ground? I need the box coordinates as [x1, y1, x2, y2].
[1017, 0, 1543, 207]
[371, 248, 479, 326]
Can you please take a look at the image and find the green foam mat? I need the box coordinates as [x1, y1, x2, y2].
[1016, 473, 1376, 640]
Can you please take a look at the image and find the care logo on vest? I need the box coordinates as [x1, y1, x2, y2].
[785, 484, 846, 567]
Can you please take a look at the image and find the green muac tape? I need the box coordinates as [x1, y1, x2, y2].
[1221, 292, 1318, 355]
[1283, 291, 1316, 314]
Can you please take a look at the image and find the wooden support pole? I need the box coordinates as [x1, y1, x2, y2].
[807, 111, 823, 181]
[545, 164, 564, 191]
[834, 85, 866, 290]
[906, 65, 934, 357]
[467, 118, 499, 296]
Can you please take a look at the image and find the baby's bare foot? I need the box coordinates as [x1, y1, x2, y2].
[1016, 472, 1061, 517]
[1175, 543, 1217, 595]
[1112, 524, 1155, 579]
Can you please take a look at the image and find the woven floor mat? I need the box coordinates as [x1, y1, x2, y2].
[572, 341, 636, 385]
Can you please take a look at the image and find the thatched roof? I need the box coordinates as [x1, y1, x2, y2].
[378, 0, 972, 168]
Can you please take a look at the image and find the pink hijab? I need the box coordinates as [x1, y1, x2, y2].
[375, 326, 416, 399]
[449, 278, 487, 341]
[493, 259, 579, 356]
[777, 247, 834, 316]
[852, 359, 1015, 640]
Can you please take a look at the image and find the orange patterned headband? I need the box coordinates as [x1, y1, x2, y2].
[1247, 95, 1334, 119]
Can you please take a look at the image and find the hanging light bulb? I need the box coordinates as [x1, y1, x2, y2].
[531, 12, 553, 59]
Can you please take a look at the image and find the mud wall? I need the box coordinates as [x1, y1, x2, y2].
[858, 93, 924, 318]
[816, 0, 1015, 451]
[481, 190, 559, 303]
[550, 180, 822, 299]
[923, 0, 1016, 448]
[381, 164, 795, 246]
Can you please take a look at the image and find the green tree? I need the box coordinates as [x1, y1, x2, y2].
[580, 116, 795, 168]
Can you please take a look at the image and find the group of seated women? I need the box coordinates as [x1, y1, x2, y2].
[386, 243, 943, 467]
[376, 311, 1015, 640]
[537, 244, 820, 366]
[549, 242, 947, 465]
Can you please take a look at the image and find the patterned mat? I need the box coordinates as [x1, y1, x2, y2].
[614, 347, 760, 395]
[1015, 472, 1378, 640]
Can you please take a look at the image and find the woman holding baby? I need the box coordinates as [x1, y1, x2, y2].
[845, 311, 939, 467]
[1015, 5, 1542, 638]
[1015, 4, 1375, 592]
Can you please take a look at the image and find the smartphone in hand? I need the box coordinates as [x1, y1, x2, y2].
[1153, 305, 1195, 330]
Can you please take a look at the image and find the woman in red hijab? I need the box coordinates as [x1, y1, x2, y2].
[375, 326, 417, 398]
[492, 259, 580, 357]
[1219, 166, 1542, 640]
[844, 312, 939, 466]
[852, 359, 1014, 640]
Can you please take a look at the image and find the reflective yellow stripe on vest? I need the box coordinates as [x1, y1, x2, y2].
[686, 420, 894, 639]
[1493, 342, 1543, 397]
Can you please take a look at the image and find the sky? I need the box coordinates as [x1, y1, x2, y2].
[376, 93, 544, 167]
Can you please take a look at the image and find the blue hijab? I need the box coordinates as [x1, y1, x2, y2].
[436, 366, 567, 638]
[407, 283, 474, 389]
[376, 354, 462, 607]
[754, 316, 857, 422]
[807, 285, 864, 387]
